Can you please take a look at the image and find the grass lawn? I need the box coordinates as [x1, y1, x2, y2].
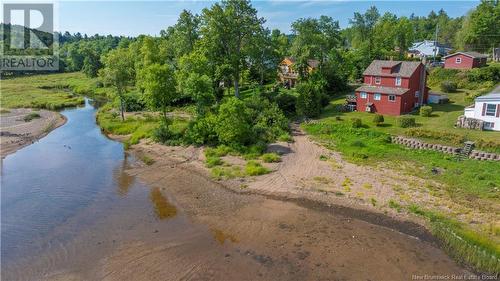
[0, 72, 113, 110]
[321, 89, 500, 152]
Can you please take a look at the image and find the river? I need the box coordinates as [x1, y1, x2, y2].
[1, 99, 467, 280]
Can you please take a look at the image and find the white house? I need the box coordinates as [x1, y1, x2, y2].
[463, 93, 500, 131]
[408, 40, 452, 58]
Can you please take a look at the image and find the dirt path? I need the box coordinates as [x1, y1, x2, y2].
[1, 108, 66, 158]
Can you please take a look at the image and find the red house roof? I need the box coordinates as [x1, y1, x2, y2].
[443, 51, 488, 59]
[363, 60, 423, 78]
[355, 85, 410, 95]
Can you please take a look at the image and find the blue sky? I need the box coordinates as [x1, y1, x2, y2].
[53, 1, 479, 36]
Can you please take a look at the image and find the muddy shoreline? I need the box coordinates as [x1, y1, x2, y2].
[1, 108, 67, 158]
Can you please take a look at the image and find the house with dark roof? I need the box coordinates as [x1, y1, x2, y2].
[354, 60, 429, 115]
[443, 52, 488, 69]
[278, 57, 319, 88]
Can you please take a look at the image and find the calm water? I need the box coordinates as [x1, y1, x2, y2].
[1, 100, 176, 271]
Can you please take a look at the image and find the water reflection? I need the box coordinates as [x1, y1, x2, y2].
[149, 187, 177, 220]
[114, 154, 135, 196]
[211, 228, 238, 245]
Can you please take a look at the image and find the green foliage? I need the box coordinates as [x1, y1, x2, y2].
[408, 205, 500, 274]
[152, 120, 173, 144]
[23, 112, 41, 122]
[397, 116, 416, 128]
[440, 80, 457, 93]
[123, 91, 146, 112]
[184, 114, 219, 146]
[205, 156, 223, 168]
[419, 106, 433, 117]
[372, 114, 384, 126]
[350, 118, 362, 128]
[456, 1, 500, 53]
[244, 160, 271, 176]
[143, 63, 177, 120]
[261, 153, 281, 163]
[388, 199, 402, 212]
[215, 97, 253, 146]
[140, 154, 155, 165]
[296, 80, 325, 117]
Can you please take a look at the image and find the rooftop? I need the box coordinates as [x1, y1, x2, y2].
[363, 60, 422, 78]
[475, 92, 500, 102]
[443, 51, 488, 59]
[355, 85, 410, 95]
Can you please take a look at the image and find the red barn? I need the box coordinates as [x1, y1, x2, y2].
[354, 60, 429, 116]
[443, 52, 488, 69]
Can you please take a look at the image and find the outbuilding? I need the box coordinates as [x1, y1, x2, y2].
[443, 52, 488, 69]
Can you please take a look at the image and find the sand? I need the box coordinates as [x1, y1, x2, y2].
[0, 108, 66, 158]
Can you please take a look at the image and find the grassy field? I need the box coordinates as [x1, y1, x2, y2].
[321, 89, 500, 152]
[0, 72, 111, 110]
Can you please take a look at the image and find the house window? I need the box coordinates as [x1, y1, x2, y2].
[456, 57, 462, 64]
[375, 76, 381, 84]
[395, 76, 401, 86]
[415, 91, 420, 98]
[484, 122, 494, 130]
[374, 93, 381, 101]
[388, 95, 396, 102]
[360, 92, 367, 99]
[485, 104, 497, 116]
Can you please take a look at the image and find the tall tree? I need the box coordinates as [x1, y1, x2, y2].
[201, 0, 264, 98]
[100, 48, 135, 121]
[457, 0, 500, 52]
[143, 63, 177, 121]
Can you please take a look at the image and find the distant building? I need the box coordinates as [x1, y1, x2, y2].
[462, 93, 500, 131]
[354, 60, 429, 116]
[408, 40, 451, 58]
[278, 57, 319, 88]
[443, 52, 488, 69]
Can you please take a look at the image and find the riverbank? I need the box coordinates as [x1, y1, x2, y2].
[0, 108, 66, 158]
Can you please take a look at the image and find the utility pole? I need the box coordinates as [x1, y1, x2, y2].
[433, 24, 439, 64]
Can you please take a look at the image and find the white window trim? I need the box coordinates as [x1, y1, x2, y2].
[395, 76, 401, 86]
[485, 103, 497, 116]
[374, 93, 381, 101]
[456, 57, 462, 64]
[484, 122, 494, 130]
[360, 92, 367, 99]
[388, 95, 396, 102]
[375, 76, 381, 85]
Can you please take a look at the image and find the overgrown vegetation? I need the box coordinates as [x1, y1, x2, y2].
[23, 112, 41, 122]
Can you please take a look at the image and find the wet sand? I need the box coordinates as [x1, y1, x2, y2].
[3, 149, 469, 281]
[0, 108, 66, 158]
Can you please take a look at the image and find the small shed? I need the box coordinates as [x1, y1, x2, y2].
[443, 52, 488, 69]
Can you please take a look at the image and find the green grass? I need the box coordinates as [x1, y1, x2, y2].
[321, 93, 500, 152]
[23, 112, 41, 122]
[205, 156, 224, 168]
[244, 160, 271, 176]
[261, 152, 281, 163]
[211, 166, 245, 180]
[303, 121, 500, 202]
[0, 72, 113, 110]
[140, 154, 155, 165]
[408, 205, 500, 274]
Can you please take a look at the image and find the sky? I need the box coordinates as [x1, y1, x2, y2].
[6, 0, 481, 36]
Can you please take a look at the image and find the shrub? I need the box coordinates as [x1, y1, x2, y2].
[23, 112, 41, 122]
[397, 116, 416, 128]
[275, 92, 297, 116]
[215, 97, 252, 146]
[440, 80, 457, 93]
[245, 161, 270, 176]
[261, 153, 281, 163]
[123, 91, 146, 112]
[296, 80, 324, 117]
[419, 106, 433, 117]
[184, 114, 218, 145]
[372, 114, 384, 126]
[350, 118, 362, 128]
[152, 120, 172, 143]
[205, 156, 223, 167]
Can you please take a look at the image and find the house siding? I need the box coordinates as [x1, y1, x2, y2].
[467, 100, 500, 131]
[358, 63, 428, 115]
[444, 54, 486, 69]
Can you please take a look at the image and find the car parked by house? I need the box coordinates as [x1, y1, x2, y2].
[354, 60, 429, 115]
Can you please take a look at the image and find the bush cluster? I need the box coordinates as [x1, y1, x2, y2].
[372, 114, 384, 126]
[350, 118, 362, 128]
[419, 106, 433, 117]
[397, 116, 416, 128]
[440, 80, 457, 93]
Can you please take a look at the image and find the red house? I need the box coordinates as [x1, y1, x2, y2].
[354, 60, 429, 116]
[443, 52, 488, 69]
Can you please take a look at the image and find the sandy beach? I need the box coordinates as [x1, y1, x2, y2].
[0, 108, 66, 158]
